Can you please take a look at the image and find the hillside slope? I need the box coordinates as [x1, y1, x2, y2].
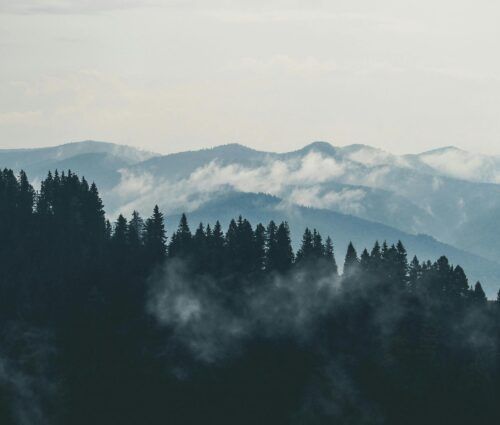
[168, 192, 500, 298]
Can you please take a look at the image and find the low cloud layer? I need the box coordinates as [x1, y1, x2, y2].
[105, 144, 496, 248]
[0, 323, 59, 425]
[108, 150, 377, 217]
[418, 148, 500, 184]
[148, 260, 341, 363]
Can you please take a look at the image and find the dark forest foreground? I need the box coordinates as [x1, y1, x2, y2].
[0, 169, 499, 425]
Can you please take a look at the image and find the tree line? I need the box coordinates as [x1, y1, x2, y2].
[0, 168, 499, 425]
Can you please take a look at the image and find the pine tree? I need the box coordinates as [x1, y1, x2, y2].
[271, 222, 294, 273]
[368, 241, 383, 279]
[18, 170, 35, 220]
[451, 265, 469, 302]
[343, 242, 359, 276]
[431, 256, 453, 297]
[168, 213, 191, 259]
[472, 282, 487, 304]
[177, 213, 191, 242]
[112, 215, 128, 249]
[144, 205, 167, 265]
[127, 211, 144, 253]
[296, 228, 314, 264]
[395, 241, 409, 286]
[194, 222, 206, 244]
[312, 229, 325, 259]
[193, 222, 208, 272]
[324, 236, 338, 276]
[36, 171, 53, 217]
[86, 182, 106, 239]
[105, 219, 112, 241]
[208, 220, 225, 276]
[360, 248, 371, 273]
[378, 242, 399, 292]
[371, 241, 382, 263]
[238, 217, 257, 274]
[408, 256, 421, 291]
[225, 219, 239, 272]
[381, 241, 389, 262]
[265, 221, 278, 271]
[254, 223, 266, 273]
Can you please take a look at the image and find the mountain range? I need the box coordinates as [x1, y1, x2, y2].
[2, 140, 500, 297]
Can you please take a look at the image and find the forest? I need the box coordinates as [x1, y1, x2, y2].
[0, 168, 499, 425]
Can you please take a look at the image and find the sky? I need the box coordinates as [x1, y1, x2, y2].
[0, 0, 499, 155]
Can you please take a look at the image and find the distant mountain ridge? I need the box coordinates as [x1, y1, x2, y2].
[0, 140, 158, 189]
[2, 139, 500, 296]
[113, 141, 500, 261]
[0, 140, 157, 170]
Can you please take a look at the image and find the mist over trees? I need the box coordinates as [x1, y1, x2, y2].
[0, 169, 499, 425]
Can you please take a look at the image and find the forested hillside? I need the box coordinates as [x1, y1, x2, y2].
[1, 168, 499, 425]
[5, 141, 500, 266]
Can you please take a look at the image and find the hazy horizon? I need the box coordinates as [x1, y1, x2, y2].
[0, 138, 490, 157]
[1, 1, 499, 155]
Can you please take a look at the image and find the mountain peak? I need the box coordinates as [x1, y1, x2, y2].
[340, 143, 384, 153]
[0, 139, 158, 170]
[210, 143, 259, 154]
[65, 139, 113, 147]
[298, 141, 337, 154]
[419, 146, 466, 156]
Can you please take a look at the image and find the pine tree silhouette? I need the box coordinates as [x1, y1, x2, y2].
[296, 228, 314, 264]
[144, 205, 167, 265]
[324, 236, 338, 276]
[343, 242, 359, 276]
[273, 222, 294, 272]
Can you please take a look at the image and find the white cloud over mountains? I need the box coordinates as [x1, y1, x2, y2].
[100, 141, 500, 269]
[109, 141, 500, 219]
[110, 151, 364, 216]
[418, 148, 500, 184]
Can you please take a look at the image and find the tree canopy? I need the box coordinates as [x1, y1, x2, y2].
[0, 169, 499, 425]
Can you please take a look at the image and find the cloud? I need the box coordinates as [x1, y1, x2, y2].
[346, 146, 410, 168]
[148, 259, 340, 363]
[106, 146, 420, 219]
[419, 149, 500, 184]
[0, 324, 59, 425]
[113, 169, 156, 199]
[343, 165, 391, 188]
[289, 187, 366, 215]
[148, 261, 248, 363]
[109, 150, 348, 216]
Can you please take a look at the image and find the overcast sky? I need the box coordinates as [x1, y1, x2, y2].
[0, 0, 499, 155]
